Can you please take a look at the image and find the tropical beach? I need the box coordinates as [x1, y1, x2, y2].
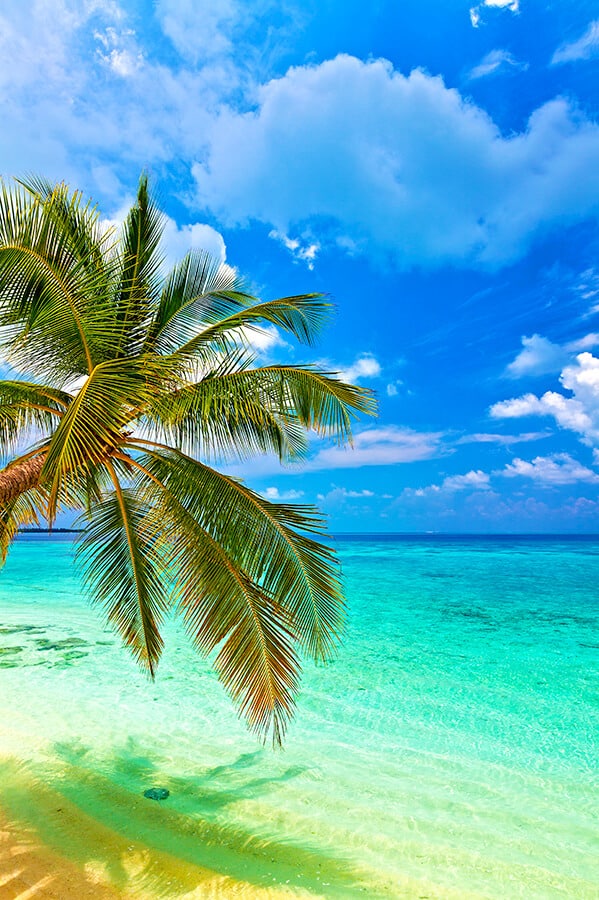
[2, 1, 599, 898]
[1, 533, 598, 898]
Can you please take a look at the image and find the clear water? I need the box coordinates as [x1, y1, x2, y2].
[0, 534, 598, 898]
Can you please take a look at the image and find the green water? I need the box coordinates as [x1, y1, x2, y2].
[0, 534, 598, 897]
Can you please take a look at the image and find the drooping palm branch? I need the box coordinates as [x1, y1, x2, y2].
[0, 175, 377, 744]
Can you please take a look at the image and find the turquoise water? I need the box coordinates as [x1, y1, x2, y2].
[0, 534, 598, 897]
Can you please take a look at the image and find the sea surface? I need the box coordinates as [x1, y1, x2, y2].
[0, 534, 597, 898]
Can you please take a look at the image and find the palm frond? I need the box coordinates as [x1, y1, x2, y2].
[76, 464, 169, 677]
[0, 484, 47, 564]
[140, 359, 309, 463]
[128, 453, 300, 744]
[170, 293, 333, 360]
[40, 356, 175, 518]
[0, 379, 70, 454]
[129, 444, 345, 663]
[0, 180, 118, 378]
[144, 249, 248, 355]
[114, 174, 165, 355]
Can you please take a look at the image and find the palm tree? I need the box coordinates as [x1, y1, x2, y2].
[0, 175, 376, 744]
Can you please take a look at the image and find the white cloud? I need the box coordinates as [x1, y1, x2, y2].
[386, 380, 406, 397]
[457, 431, 550, 445]
[338, 354, 381, 383]
[470, 0, 519, 28]
[506, 334, 570, 378]
[156, 0, 239, 62]
[443, 470, 491, 491]
[268, 230, 320, 269]
[306, 426, 445, 470]
[194, 55, 599, 270]
[161, 218, 227, 266]
[95, 26, 143, 77]
[317, 487, 375, 501]
[103, 201, 228, 270]
[491, 352, 599, 445]
[502, 454, 599, 485]
[552, 20, 599, 65]
[469, 49, 527, 80]
[263, 486, 305, 500]
[406, 469, 491, 498]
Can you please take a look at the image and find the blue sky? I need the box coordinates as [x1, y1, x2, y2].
[2, 0, 599, 532]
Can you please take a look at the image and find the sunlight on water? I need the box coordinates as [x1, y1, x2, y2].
[0, 534, 598, 898]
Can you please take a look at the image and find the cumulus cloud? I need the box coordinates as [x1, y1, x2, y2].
[263, 486, 305, 500]
[306, 426, 445, 470]
[470, 0, 519, 28]
[161, 218, 227, 265]
[502, 453, 599, 485]
[406, 469, 491, 498]
[491, 352, 599, 445]
[268, 230, 320, 269]
[95, 26, 143, 77]
[552, 20, 599, 65]
[506, 334, 570, 378]
[506, 333, 599, 378]
[156, 0, 239, 61]
[469, 49, 527, 80]
[194, 55, 599, 269]
[338, 354, 381, 383]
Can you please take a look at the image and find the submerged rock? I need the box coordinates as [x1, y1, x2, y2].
[143, 787, 170, 801]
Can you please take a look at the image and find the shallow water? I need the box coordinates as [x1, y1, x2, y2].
[0, 534, 598, 897]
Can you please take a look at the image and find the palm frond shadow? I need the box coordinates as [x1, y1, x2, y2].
[1, 741, 377, 898]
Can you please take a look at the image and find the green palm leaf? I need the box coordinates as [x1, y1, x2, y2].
[145, 249, 248, 355]
[0, 380, 70, 453]
[76, 467, 170, 677]
[131, 445, 344, 663]
[0, 174, 379, 746]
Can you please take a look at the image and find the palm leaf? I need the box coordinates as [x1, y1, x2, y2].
[130, 444, 344, 663]
[76, 465, 170, 677]
[114, 174, 165, 355]
[144, 249, 248, 355]
[170, 293, 333, 360]
[41, 355, 176, 518]
[131, 455, 301, 743]
[0, 379, 70, 455]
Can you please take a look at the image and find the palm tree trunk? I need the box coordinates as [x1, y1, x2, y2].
[0, 454, 45, 506]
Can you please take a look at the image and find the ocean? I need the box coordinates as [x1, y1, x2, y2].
[0, 534, 597, 898]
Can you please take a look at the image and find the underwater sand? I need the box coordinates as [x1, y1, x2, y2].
[0, 534, 598, 898]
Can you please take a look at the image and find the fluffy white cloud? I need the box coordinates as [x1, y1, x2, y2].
[156, 0, 239, 61]
[194, 55, 599, 269]
[469, 49, 527, 80]
[506, 334, 570, 378]
[268, 230, 320, 269]
[338, 354, 381, 383]
[406, 469, 491, 498]
[552, 20, 599, 65]
[492, 352, 599, 445]
[502, 454, 599, 485]
[95, 26, 143, 77]
[161, 219, 227, 265]
[442, 470, 491, 490]
[103, 201, 228, 269]
[306, 426, 444, 470]
[470, 0, 519, 28]
[263, 486, 304, 500]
